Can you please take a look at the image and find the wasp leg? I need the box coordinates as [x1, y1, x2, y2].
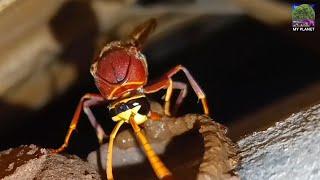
[168, 65, 209, 115]
[144, 78, 172, 116]
[84, 98, 108, 144]
[129, 116, 172, 179]
[164, 81, 188, 116]
[145, 80, 188, 116]
[164, 79, 173, 116]
[106, 120, 124, 180]
[52, 93, 105, 154]
[145, 65, 209, 116]
[172, 81, 187, 114]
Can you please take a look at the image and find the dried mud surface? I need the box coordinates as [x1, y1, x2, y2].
[0, 145, 101, 180]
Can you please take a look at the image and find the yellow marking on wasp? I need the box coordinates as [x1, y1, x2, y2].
[111, 106, 148, 125]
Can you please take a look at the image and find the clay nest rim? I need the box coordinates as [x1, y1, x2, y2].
[87, 102, 240, 180]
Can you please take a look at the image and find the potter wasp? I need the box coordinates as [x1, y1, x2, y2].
[53, 18, 209, 180]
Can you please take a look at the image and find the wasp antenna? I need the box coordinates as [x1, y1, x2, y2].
[130, 18, 157, 48]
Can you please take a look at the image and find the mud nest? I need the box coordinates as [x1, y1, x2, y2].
[88, 102, 240, 180]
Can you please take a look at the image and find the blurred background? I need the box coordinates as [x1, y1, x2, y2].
[0, 0, 319, 157]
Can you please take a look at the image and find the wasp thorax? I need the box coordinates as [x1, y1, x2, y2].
[109, 96, 150, 124]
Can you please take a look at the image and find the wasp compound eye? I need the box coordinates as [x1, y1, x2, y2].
[96, 49, 131, 84]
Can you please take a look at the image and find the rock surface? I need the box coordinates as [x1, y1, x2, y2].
[238, 103, 320, 180]
[0, 144, 101, 180]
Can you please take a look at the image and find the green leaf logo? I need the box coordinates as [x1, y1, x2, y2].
[292, 4, 315, 21]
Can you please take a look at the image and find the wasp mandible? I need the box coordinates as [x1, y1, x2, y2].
[53, 18, 209, 180]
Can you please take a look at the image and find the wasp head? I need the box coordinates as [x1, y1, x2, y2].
[90, 41, 148, 100]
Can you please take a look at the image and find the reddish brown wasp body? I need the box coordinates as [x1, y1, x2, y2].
[91, 42, 148, 100]
[54, 19, 209, 180]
